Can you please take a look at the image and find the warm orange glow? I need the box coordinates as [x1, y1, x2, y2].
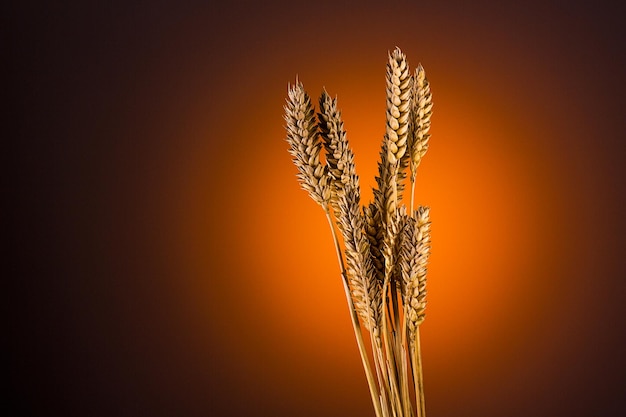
[15, 3, 622, 416]
[173, 43, 586, 412]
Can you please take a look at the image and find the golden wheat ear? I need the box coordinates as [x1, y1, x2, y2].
[337, 187, 381, 336]
[317, 89, 360, 216]
[284, 81, 331, 208]
[399, 206, 431, 336]
[408, 64, 433, 183]
[374, 48, 413, 221]
[407, 64, 433, 215]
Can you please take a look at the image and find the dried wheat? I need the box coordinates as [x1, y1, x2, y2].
[408, 65, 432, 184]
[284, 48, 433, 417]
[363, 203, 385, 285]
[318, 89, 359, 215]
[399, 206, 431, 338]
[285, 81, 331, 209]
[384, 48, 412, 214]
[337, 186, 381, 337]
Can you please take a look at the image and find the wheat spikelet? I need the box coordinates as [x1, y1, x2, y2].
[373, 143, 391, 220]
[408, 64, 433, 183]
[285, 81, 331, 208]
[363, 203, 385, 285]
[382, 206, 408, 286]
[399, 206, 431, 338]
[318, 89, 359, 215]
[372, 150, 408, 218]
[337, 186, 381, 337]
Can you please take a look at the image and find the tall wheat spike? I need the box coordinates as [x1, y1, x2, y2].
[284, 48, 432, 417]
[284, 81, 331, 209]
[317, 90, 381, 336]
[337, 187, 381, 337]
[318, 89, 359, 215]
[399, 205, 430, 417]
[408, 64, 433, 212]
[374, 48, 412, 219]
[399, 206, 431, 337]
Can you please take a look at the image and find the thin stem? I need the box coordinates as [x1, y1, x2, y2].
[410, 178, 416, 215]
[325, 211, 383, 417]
[390, 281, 408, 413]
[410, 329, 426, 417]
[391, 282, 404, 399]
[401, 308, 412, 417]
[382, 277, 403, 416]
[415, 328, 426, 417]
[391, 280, 401, 350]
[374, 336, 392, 416]
[410, 342, 421, 417]
[373, 336, 391, 417]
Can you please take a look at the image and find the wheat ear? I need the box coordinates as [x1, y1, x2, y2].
[317, 89, 380, 333]
[385, 48, 412, 213]
[376, 48, 413, 414]
[318, 89, 359, 215]
[284, 81, 331, 209]
[408, 65, 432, 213]
[399, 207, 430, 340]
[399, 206, 431, 417]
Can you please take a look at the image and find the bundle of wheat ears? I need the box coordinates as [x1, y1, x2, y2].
[284, 47, 433, 417]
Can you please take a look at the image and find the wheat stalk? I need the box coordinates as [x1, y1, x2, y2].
[284, 48, 433, 417]
[318, 89, 397, 413]
[286, 80, 383, 417]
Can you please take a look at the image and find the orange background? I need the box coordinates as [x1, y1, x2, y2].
[8, 1, 625, 416]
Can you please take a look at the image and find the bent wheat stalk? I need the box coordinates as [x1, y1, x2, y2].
[284, 48, 433, 417]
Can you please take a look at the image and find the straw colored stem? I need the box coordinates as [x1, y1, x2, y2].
[390, 281, 407, 411]
[410, 180, 416, 215]
[410, 329, 426, 417]
[401, 311, 412, 417]
[373, 336, 392, 417]
[325, 211, 383, 417]
[415, 328, 426, 417]
[382, 279, 403, 416]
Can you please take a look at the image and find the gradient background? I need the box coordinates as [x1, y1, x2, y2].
[8, 1, 625, 416]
